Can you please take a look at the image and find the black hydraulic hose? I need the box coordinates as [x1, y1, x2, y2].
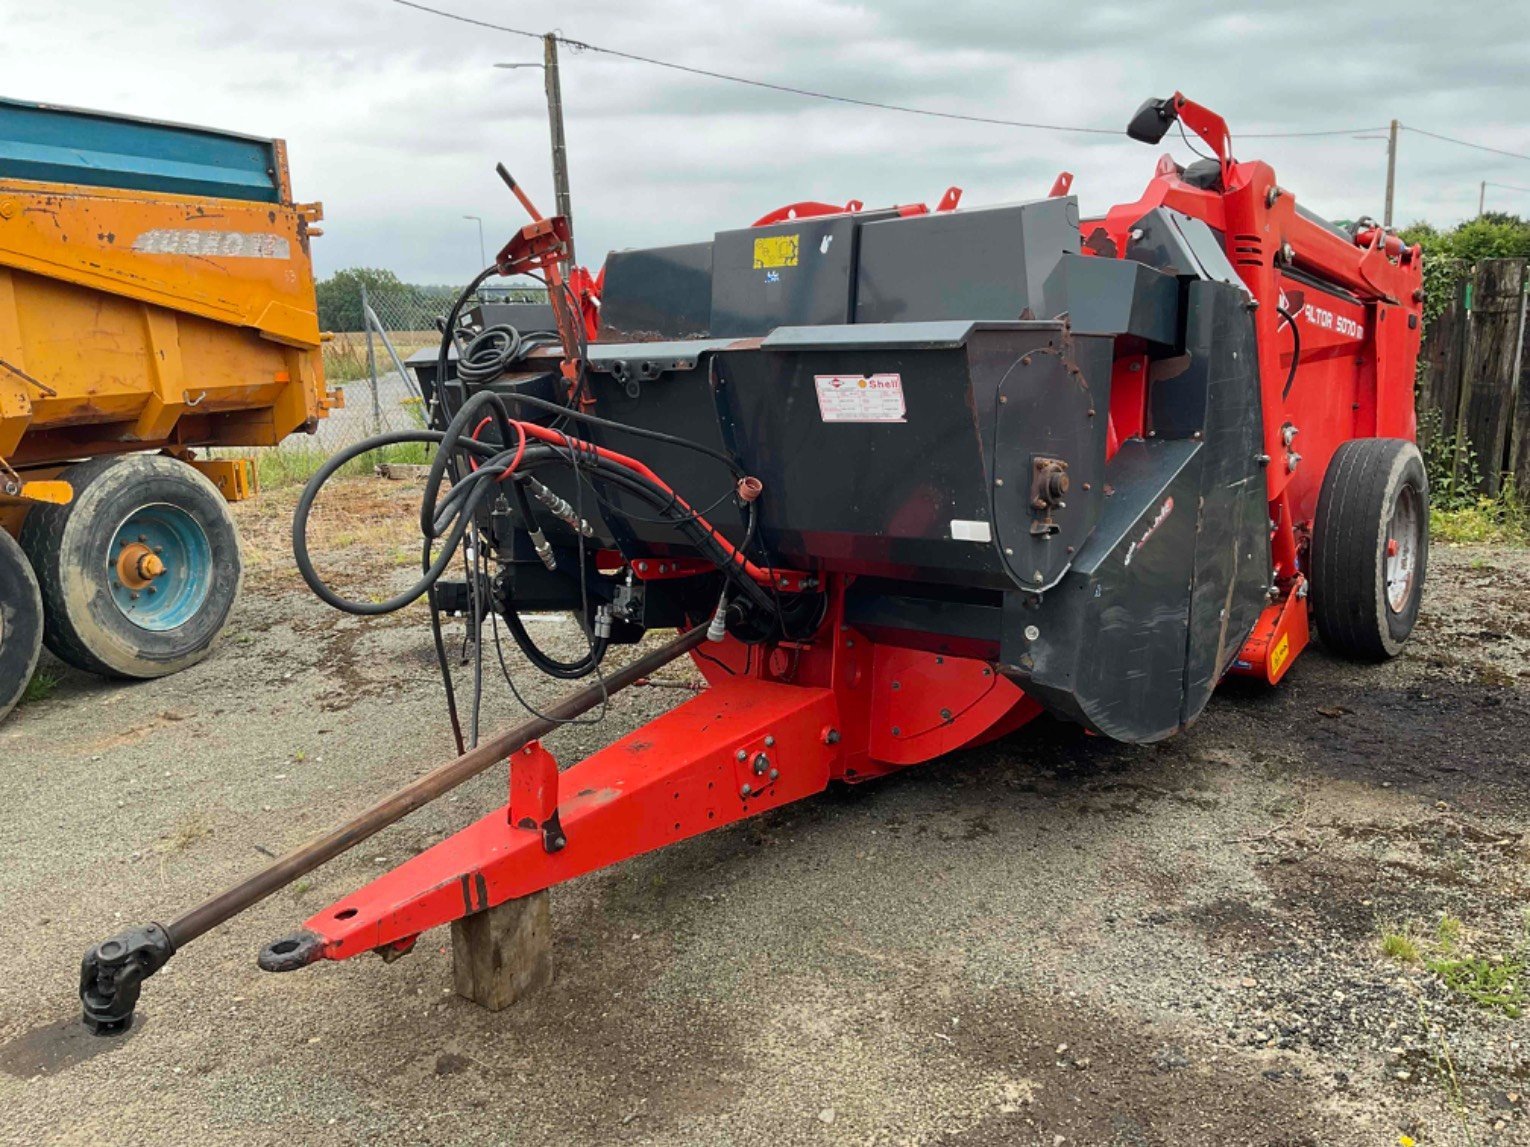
[1278, 305, 1302, 400]
[496, 391, 747, 478]
[433, 266, 501, 427]
[292, 421, 776, 619]
[503, 607, 608, 679]
[292, 430, 494, 617]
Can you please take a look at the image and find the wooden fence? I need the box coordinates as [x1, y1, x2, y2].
[1416, 257, 1530, 496]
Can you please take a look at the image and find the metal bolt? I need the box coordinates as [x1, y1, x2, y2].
[740, 783, 752, 797]
[1004, 547, 1014, 557]
[735, 749, 747, 762]
[939, 708, 952, 721]
[137, 534, 147, 543]
[1033, 571, 1044, 583]
[1024, 625, 1040, 642]
[146, 586, 157, 595]
[130, 592, 139, 601]
[1287, 452, 1302, 472]
[764, 735, 775, 747]
[999, 395, 1008, 404]
[769, 768, 779, 780]
[890, 726, 901, 737]
[637, 561, 648, 572]
[844, 638, 855, 648]
[995, 478, 1004, 487]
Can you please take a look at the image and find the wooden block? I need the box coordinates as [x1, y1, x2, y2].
[450, 890, 554, 1011]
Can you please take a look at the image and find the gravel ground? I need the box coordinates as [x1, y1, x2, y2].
[1, 479, 1527, 1146]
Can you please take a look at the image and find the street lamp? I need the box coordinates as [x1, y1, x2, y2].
[494, 33, 574, 266]
[463, 214, 486, 270]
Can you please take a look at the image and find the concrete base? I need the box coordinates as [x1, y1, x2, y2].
[450, 890, 554, 1011]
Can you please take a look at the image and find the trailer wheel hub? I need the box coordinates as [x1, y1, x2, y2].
[115, 543, 166, 590]
[1384, 485, 1421, 614]
[108, 503, 212, 631]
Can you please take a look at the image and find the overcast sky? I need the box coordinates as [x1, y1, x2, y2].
[6, 1, 1528, 285]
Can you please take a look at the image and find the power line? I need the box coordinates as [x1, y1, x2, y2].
[386, 0, 1378, 140]
[1400, 125, 1530, 164]
[1484, 181, 1530, 194]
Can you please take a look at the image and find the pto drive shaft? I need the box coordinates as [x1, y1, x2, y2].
[78, 626, 709, 1035]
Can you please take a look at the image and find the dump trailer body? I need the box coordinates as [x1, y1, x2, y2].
[0, 98, 334, 482]
[0, 99, 334, 716]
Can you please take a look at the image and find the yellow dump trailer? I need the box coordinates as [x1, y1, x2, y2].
[0, 98, 337, 717]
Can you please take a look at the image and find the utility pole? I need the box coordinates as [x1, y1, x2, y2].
[1480, 181, 1487, 217]
[1383, 119, 1398, 228]
[543, 32, 574, 267]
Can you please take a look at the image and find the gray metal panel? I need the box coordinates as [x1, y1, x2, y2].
[854, 198, 1080, 325]
[587, 338, 737, 370]
[709, 216, 859, 336]
[760, 320, 1061, 351]
[1055, 255, 1179, 345]
[598, 241, 714, 342]
[1126, 206, 1249, 295]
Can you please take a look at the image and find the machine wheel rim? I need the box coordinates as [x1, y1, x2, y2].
[1384, 483, 1421, 614]
[108, 503, 212, 632]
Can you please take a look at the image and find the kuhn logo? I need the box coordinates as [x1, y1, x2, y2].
[1123, 496, 1174, 568]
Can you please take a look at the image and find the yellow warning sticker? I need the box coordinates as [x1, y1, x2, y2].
[1269, 633, 1290, 676]
[753, 234, 799, 269]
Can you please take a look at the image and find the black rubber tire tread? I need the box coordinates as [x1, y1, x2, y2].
[19, 454, 243, 679]
[1309, 438, 1428, 661]
[0, 527, 44, 721]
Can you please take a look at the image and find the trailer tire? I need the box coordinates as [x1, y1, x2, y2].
[0, 528, 44, 720]
[19, 454, 243, 679]
[1309, 438, 1428, 660]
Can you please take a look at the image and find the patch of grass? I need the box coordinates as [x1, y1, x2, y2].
[162, 811, 212, 854]
[248, 441, 435, 490]
[1431, 493, 1530, 546]
[1427, 955, 1525, 1019]
[1381, 928, 1422, 964]
[292, 879, 312, 898]
[1435, 914, 1464, 953]
[20, 668, 60, 705]
[1386, 913, 1527, 1019]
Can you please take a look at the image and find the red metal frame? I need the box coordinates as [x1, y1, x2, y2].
[284, 95, 1423, 970]
[295, 589, 1039, 963]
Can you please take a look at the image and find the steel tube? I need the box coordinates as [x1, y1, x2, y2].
[164, 626, 707, 949]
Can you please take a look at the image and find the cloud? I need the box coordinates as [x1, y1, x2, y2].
[3, 0, 1526, 282]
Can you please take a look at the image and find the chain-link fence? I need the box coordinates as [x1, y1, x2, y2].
[242, 282, 548, 483]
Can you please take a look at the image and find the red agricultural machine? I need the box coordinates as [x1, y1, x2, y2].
[81, 93, 1427, 1034]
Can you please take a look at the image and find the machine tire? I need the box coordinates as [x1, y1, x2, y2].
[0, 528, 44, 720]
[19, 454, 243, 679]
[1310, 438, 1428, 660]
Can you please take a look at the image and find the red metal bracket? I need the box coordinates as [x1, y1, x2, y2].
[1230, 578, 1310, 685]
[298, 680, 844, 962]
[752, 199, 864, 227]
[509, 740, 564, 852]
